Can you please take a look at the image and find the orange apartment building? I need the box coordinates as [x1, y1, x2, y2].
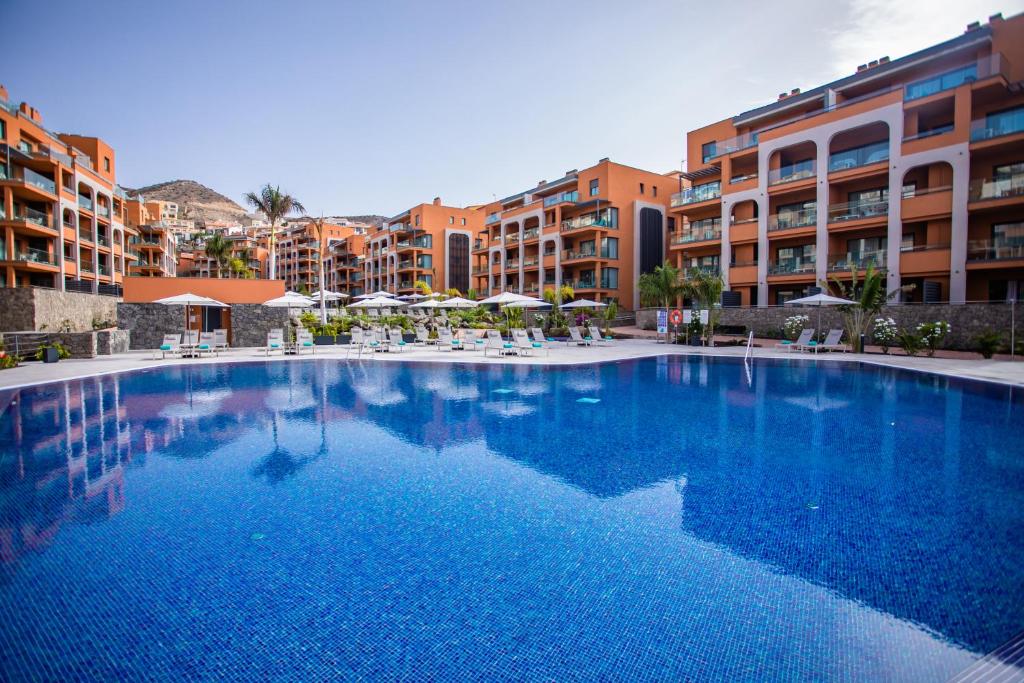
[674, 12, 1024, 307]
[365, 198, 483, 295]
[275, 221, 361, 292]
[471, 159, 675, 309]
[124, 198, 177, 277]
[325, 232, 366, 297]
[1, 86, 137, 295]
[189, 233, 269, 279]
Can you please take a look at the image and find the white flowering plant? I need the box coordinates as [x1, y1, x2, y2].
[783, 314, 810, 340]
[916, 320, 951, 356]
[873, 317, 898, 354]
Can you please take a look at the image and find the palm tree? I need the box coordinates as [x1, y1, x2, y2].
[307, 215, 332, 324]
[681, 268, 724, 344]
[829, 264, 910, 352]
[414, 279, 432, 295]
[203, 233, 230, 278]
[243, 185, 306, 280]
[542, 284, 575, 306]
[638, 261, 685, 309]
[236, 247, 254, 278]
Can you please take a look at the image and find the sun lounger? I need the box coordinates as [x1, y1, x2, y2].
[155, 333, 182, 359]
[568, 326, 592, 347]
[483, 329, 516, 357]
[296, 330, 316, 354]
[265, 331, 285, 356]
[438, 328, 462, 351]
[775, 328, 814, 352]
[388, 327, 408, 352]
[194, 332, 217, 358]
[513, 328, 546, 356]
[414, 326, 431, 346]
[587, 322, 612, 345]
[799, 328, 847, 353]
[213, 328, 229, 352]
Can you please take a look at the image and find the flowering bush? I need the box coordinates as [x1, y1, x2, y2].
[873, 317, 898, 354]
[0, 350, 19, 370]
[916, 321, 950, 356]
[783, 315, 809, 341]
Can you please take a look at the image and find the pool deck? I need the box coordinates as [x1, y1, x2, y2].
[1, 339, 1022, 390]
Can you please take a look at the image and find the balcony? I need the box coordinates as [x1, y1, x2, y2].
[97, 234, 111, 247]
[970, 106, 1024, 142]
[523, 227, 540, 241]
[506, 233, 520, 244]
[567, 279, 597, 290]
[486, 212, 501, 224]
[768, 160, 815, 186]
[561, 209, 618, 232]
[671, 181, 721, 207]
[768, 259, 816, 275]
[969, 173, 1024, 202]
[684, 264, 721, 276]
[78, 196, 94, 211]
[703, 132, 759, 162]
[904, 55, 1008, 101]
[97, 204, 111, 218]
[543, 190, 579, 207]
[828, 250, 887, 271]
[901, 185, 953, 220]
[563, 249, 598, 261]
[968, 235, 1024, 261]
[672, 224, 722, 244]
[20, 167, 57, 195]
[15, 247, 58, 265]
[828, 198, 888, 223]
[13, 206, 54, 229]
[828, 140, 888, 173]
[900, 243, 951, 274]
[768, 207, 817, 231]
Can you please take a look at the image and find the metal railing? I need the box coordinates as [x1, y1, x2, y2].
[768, 259, 816, 275]
[828, 198, 889, 222]
[672, 227, 722, 244]
[561, 209, 618, 232]
[828, 250, 887, 271]
[768, 207, 816, 231]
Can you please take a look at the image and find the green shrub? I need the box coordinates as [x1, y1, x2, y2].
[916, 321, 950, 357]
[974, 330, 1003, 359]
[35, 342, 71, 361]
[897, 331, 923, 356]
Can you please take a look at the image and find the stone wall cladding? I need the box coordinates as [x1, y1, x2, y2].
[52, 332, 98, 359]
[636, 303, 1018, 350]
[118, 303, 289, 349]
[0, 289, 120, 332]
[97, 330, 131, 355]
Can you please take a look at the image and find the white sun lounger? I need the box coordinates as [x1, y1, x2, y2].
[776, 328, 814, 352]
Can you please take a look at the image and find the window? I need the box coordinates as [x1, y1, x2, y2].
[460, 217, 466, 226]
[0, 120, 5, 140]
[447, 233, 470, 292]
[600, 267, 619, 289]
[652, 185, 658, 197]
[449, 216, 454, 224]
[415, 215, 420, 226]
[668, 217, 676, 233]
[901, 182, 917, 199]
[901, 233, 916, 251]
[601, 237, 619, 259]
[994, 162, 1024, 181]
[589, 179, 599, 197]
[416, 254, 432, 268]
[992, 221, 1024, 246]
[702, 141, 718, 163]
[103, 157, 111, 172]
[639, 183, 645, 195]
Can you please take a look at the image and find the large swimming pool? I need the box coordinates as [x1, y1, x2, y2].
[0, 356, 1021, 681]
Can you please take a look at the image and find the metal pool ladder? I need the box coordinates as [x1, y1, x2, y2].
[744, 331, 754, 362]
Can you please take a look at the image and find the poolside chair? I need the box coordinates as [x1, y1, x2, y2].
[484, 329, 515, 357]
[513, 328, 546, 356]
[388, 327, 409, 352]
[154, 333, 181, 359]
[530, 327, 559, 345]
[213, 328, 229, 352]
[438, 328, 462, 351]
[414, 325, 432, 346]
[265, 330, 285, 356]
[464, 329, 486, 352]
[180, 330, 200, 357]
[568, 326, 592, 347]
[368, 329, 388, 353]
[587, 322, 612, 345]
[801, 328, 847, 353]
[346, 328, 364, 359]
[775, 328, 814, 352]
[296, 330, 316, 355]
[195, 332, 217, 358]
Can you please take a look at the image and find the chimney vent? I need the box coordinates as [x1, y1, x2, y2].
[790, 88, 800, 96]
[966, 20, 981, 31]
[432, 197, 441, 206]
[537, 180, 546, 186]
[868, 60, 878, 68]
[857, 64, 868, 72]
[598, 157, 609, 163]
[778, 92, 788, 100]
[990, 13, 1004, 22]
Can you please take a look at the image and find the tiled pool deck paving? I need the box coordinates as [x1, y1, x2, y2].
[0, 339, 1022, 390]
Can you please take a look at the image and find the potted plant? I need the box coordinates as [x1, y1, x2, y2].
[35, 342, 70, 364]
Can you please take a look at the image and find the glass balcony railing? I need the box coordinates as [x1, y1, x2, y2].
[16, 206, 52, 228]
[672, 221, 723, 244]
[828, 198, 889, 222]
[702, 132, 759, 161]
[968, 234, 1024, 261]
[561, 209, 618, 232]
[99, 264, 111, 276]
[97, 234, 110, 247]
[971, 107, 1024, 142]
[768, 259, 816, 275]
[17, 247, 57, 265]
[684, 264, 721, 276]
[768, 160, 815, 186]
[768, 207, 817, 231]
[969, 173, 1024, 201]
[567, 279, 597, 290]
[97, 204, 111, 218]
[563, 249, 598, 261]
[78, 196, 94, 211]
[543, 190, 579, 207]
[522, 228, 540, 241]
[22, 167, 56, 194]
[486, 212, 501, 224]
[828, 250, 887, 271]
[671, 181, 721, 207]
[905, 54, 1010, 101]
[828, 140, 889, 172]
[506, 233, 520, 244]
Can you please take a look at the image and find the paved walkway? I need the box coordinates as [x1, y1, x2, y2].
[1, 339, 1022, 390]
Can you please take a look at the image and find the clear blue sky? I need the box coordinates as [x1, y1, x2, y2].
[5, 0, 1016, 216]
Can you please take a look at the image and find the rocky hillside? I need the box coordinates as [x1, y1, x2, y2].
[125, 179, 386, 228]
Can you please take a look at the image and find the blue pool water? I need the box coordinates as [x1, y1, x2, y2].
[0, 356, 1022, 681]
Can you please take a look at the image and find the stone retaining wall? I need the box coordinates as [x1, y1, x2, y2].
[231, 305, 290, 347]
[0, 288, 119, 333]
[636, 303, 1018, 351]
[117, 303, 290, 349]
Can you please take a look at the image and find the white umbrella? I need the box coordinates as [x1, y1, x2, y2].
[478, 291, 540, 306]
[355, 290, 397, 300]
[400, 293, 427, 301]
[263, 293, 314, 308]
[409, 299, 443, 309]
[560, 298, 607, 309]
[785, 292, 854, 338]
[310, 290, 347, 301]
[154, 292, 228, 337]
[349, 296, 405, 309]
[438, 296, 479, 309]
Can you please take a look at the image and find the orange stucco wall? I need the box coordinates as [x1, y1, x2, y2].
[123, 276, 285, 303]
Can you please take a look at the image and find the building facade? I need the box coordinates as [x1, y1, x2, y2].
[0, 86, 137, 295]
[275, 221, 360, 292]
[674, 12, 1024, 307]
[365, 198, 482, 296]
[471, 160, 675, 310]
[325, 233, 366, 297]
[124, 200, 178, 277]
